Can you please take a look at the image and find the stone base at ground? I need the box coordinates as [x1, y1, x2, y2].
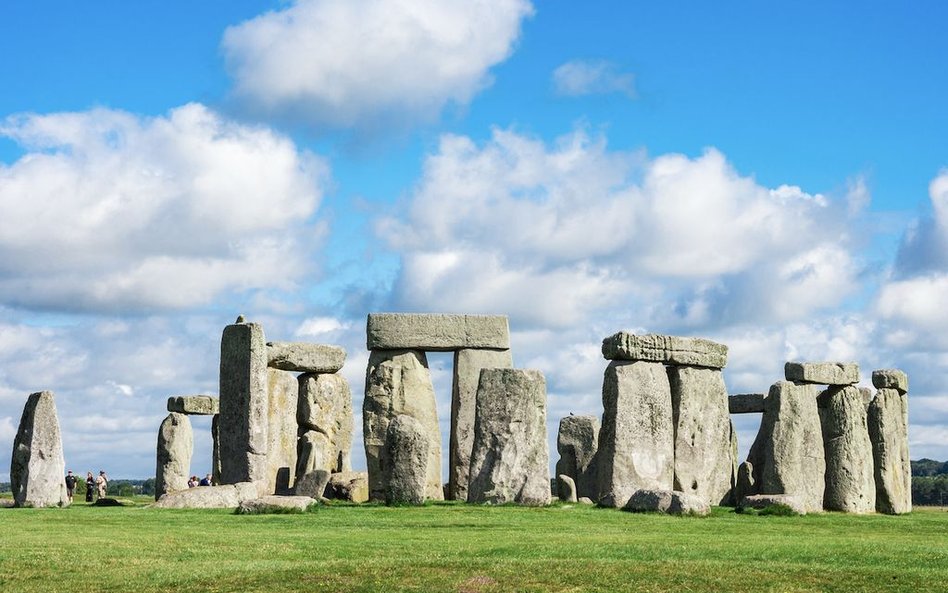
[294, 470, 331, 499]
[557, 474, 578, 503]
[237, 495, 317, 513]
[153, 482, 259, 509]
[739, 494, 807, 515]
[624, 489, 710, 516]
[326, 471, 369, 503]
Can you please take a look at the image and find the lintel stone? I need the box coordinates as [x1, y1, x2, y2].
[167, 395, 219, 415]
[266, 342, 346, 373]
[366, 313, 509, 351]
[601, 332, 727, 369]
[872, 369, 908, 394]
[785, 362, 859, 385]
[728, 393, 766, 414]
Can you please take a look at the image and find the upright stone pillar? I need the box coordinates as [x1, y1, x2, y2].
[467, 369, 550, 505]
[818, 385, 875, 513]
[297, 372, 353, 477]
[760, 381, 825, 513]
[668, 365, 735, 505]
[155, 412, 194, 500]
[868, 369, 911, 514]
[385, 415, 430, 505]
[555, 415, 599, 500]
[11, 391, 68, 508]
[211, 414, 221, 485]
[363, 350, 443, 501]
[267, 368, 299, 494]
[597, 361, 674, 507]
[449, 347, 513, 501]
[219, 319, 269, 485]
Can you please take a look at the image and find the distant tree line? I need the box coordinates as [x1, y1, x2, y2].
[911, 459, 948, 506]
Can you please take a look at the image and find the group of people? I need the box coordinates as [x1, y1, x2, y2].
[64, 470, 108, 503]
[188, 474, 213, 488]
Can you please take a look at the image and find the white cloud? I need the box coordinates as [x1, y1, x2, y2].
[222, 0, 534, 128]
[552, 59, 636, 98]
[0, 103, 328, 312]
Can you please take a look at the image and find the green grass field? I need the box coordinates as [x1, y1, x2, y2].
[1, 497, 946, 593]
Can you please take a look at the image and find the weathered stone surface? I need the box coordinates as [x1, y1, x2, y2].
[468, 369, 550, 505]
[11, 391, 68, 508]
[266, 368, 299, 494]
[211, 414, 221, 485]
[366, 313, 510, 351]
[449, 348, 513, 501]
[293, 470, 331, 499]
[153, 482, 258, 509]
[266, 342, 346, 373]
[785, 362, 859, 385]
[167, 395, 219, 415]
[728, 393, 766, 414]
[625, 489, 711, 516]
[669, 366, 735, 505]
[760, 381, 825, 513]
[155, 413, 194, 500]
[298, 372, 353, 473]
[859, 387, 874, 411]
[734, 461, 756, 504]
[601, 333, 728, 369]
[326, 471, 369, 503]
[818, 385, 875, 513]
[739, 494, 807, 515]
[295, 430, 332, 481]
[219, 321, 269, 485]
[385, 415, 430, 505]
[557, 474, 578, 503]
[868, 387, 911, 514]
[598, 361, 674, 508]
[238, 495, 317, 513]
[872, 369, 908, 394]
[363, 350, 443, 501]
[555, 415, 600, 500]
[578, 497, 594, 505]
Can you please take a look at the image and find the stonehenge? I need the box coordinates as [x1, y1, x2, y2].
[868, 370, 911, 514]
[555, 415, 599, 500]
[818, 385, 875, 513]
[11, 391, 68, 508]
[155, 412, 193, 499]
[384, 414, 431, 505]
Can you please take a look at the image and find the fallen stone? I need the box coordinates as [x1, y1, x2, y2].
[555, 415, 600, 501]
[326, 471, 369, 503]
[297, 372, 353, 473]
[868, 387, 912, 514]
[784, 362, 859, 385]
[601, 333, 727, 369]
[266, 342, 346, 373]
[760, 381, 825, 513]
[385, 415, 430, 505]
[219, 320, 269, 485]
[449, 348, 513, 501]
[366, 313, 510, 351]
[155, 412, 194, 500]
[468, 369, 550, 505]
[625, 489, 710, 516]
[167, 395, 219, 415]
[11, 391, 68, 508]
[578, 497, 594, 505]
[739, 494, 807, 515]
[557, 474, 578, 503]
[93, 498, 123, 507]
[872, 369, 908, 394]
[266, 368, 299, 494]
[669, 366, 735, 505]
[728, 393, 766, 414]
[237, 495, 317, 513]
[363, 350, 443, 501]
[294, 470, 331, 499]
[153, 482, 258, 509]
[598, 361, 674, 508]
[818, 385, 876, 513]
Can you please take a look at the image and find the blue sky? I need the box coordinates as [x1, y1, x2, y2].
[1, 1, 946, 480]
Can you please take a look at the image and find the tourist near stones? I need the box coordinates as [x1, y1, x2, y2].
[6, 315, 914, 517]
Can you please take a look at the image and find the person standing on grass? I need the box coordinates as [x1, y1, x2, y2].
[96, 470, 108, 500]
[85, 472, 95, 502]
[64, 470, 78, 503]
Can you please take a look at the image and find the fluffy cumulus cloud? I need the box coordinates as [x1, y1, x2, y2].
[221, 0, 534, 128]
[552, 59, 636, 98]
[0, 103, 328, 312]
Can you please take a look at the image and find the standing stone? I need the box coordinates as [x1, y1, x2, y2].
[266, 368, 299, 494]
[557, 474, 578, 503]
[219, 320, 269, 485]
[297, 372, 353, 473]
[760, 381, 825, 513]
[294, 469, 331, 499]
[818, 385, 875, 513]
[155, 412, 194, 500]
[555, 415, 600, 500]
[449, 348, 513, 500]
[363, 350, 443, 501]
[295, 430, 332, 479]
[468, 369, 550, 505]
[385, 415, 430, 505]
[868, 386, 911, 514]
[10, 391, 68, 508]
[211, 414, 221, 486]
[668, 365, 735, 505]
[597, 361, 674, 508]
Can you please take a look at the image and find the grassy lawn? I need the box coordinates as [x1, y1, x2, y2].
[1, 497, 946, 593]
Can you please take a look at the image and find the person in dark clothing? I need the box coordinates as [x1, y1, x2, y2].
[199, 474, 212, 487]
[64, 470, 78, 502]
[85, 471, 95, 503]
